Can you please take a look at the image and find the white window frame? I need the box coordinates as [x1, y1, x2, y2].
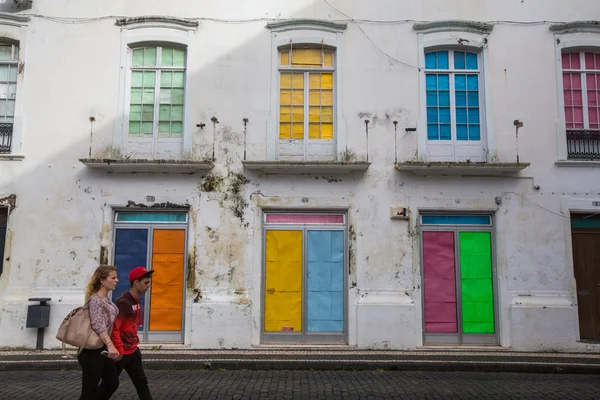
[551, 22, 600, 162]
[266, 19, 347, 161]
[0, 14, 29, 157]
[113, 17, 198, 160]
[415, 21, 494, 163]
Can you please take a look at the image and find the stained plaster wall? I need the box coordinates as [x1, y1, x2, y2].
[0, 0, 599, 351]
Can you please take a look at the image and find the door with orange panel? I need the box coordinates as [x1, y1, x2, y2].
[148, 229, 186, 342]
[112, 211, 187, 344]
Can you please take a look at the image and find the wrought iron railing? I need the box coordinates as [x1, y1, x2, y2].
[0, 123, 13, 154]
[566, 129, 600, 160]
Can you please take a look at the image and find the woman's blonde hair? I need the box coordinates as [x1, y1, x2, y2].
[85, 265, 118, 300]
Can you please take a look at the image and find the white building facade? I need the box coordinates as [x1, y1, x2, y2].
[0, 1, 599, 351]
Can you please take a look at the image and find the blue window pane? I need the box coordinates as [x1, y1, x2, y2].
[438, 91, 450, 106]
[426, 90, 438, 106]
[467, 75, 479, 90]
[437, 51, 449, 69]
[439, 107, 451, 123]
[467, 91, 479, 106]
[454, 51, 466, 69]
[440, 124, 451, 140]
[468, 108, 480, 124]
[469, 125, 481, 141]
[438, 74, 449, 90]
[425, 52, 437, 69]
[455, 91, 467, 107]
[422, 215, 491, 225]
[455, 75, 466, 90]
[457, 124, 468, 140]
[116, 212, 187, 222]
[466, 52, 478, 70]
[427, 107, 438, 123]
[456, 108, 467, 124]
[427, 124, 439, 140]
[426, 74, 437, 90]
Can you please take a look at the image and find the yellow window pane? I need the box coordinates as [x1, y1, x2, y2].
[322, 73, 333, 89]
[291, 89, 304, 105]
[309, 124, 321, 139]
[309, 73, 321, 89]
[292, 106, 304, 123]
[280, 51, 290, 66]
[280, 113, 291, 123]
[324, 51, 333, 67]
[279, 123, 291, 139]
[292, 73, 304, 89]
[322, 90, 333, 106]
[280, 90, 292, 105]
[292, 123, 304, 139]
[322, 123, 333, 139]
[292, 49, 321, 67]
[280, 73, 292, 89]
[309, 90, 321, 106]
[322, 107, 333, 123]
[309, 106, 321, 122]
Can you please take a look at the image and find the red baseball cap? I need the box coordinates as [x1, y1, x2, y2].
[129, 266, 154, 283]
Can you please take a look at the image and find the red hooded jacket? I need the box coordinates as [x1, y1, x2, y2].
[111, 290, 141, 355]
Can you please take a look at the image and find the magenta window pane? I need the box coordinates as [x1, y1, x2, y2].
[265, 214, 344, 224]
[573, 90, 583, 106]
[423, 231, 457, 334]
[570, 53, 581, 69]
[585, 53, 595, 69]
[572, 74, 582, 89]
[563, 73, 571, 89]
[588, 74, 598, 90]
[589, 108, 599, 126]
[565, 107, 574, 126]
[588, 91, 598, 107]
[564, 90, 573, 106]
[574, 107, 584, 124]
[562, 53, 570, 69]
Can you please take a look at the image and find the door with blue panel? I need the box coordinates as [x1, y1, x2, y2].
[307, 230, 344, 335]
[113, 228, 148, 333]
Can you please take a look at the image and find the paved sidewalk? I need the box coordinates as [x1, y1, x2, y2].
[1, 348, 599, 374]
[1, 370, 600, 399]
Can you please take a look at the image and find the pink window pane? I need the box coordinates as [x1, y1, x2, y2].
[563, 72, 571, 89]
[562, 53, 571, 69]
[565, 107, 574, 126]
[589, 108, 599, 129]
[572, 73, 582, 89]
[574, 107, 584, 127]
[568, 52, 581, 69]
[588, 73, 598, 90]
[585, 53, 600, 70]
[572, 89, 583, 106]
[265, 214, 344, 224]
[564, 90, 573, 106]
[588, 90, 598, 107]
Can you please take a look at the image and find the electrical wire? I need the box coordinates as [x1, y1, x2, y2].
[502, 192, 568, 219]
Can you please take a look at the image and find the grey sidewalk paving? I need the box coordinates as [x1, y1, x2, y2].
[1, 348, 600, 374]
[1, 370, 600, 400]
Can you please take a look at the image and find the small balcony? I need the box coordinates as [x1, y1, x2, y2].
[0, 123, 13, 154]
[567, 130, 600, 161]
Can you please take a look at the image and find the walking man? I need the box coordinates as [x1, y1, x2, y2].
[111, 266, 154, 400]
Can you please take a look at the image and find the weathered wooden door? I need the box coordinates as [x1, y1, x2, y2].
[572, 229, 600, 340]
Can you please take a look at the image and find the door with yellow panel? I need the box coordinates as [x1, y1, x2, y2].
[112, 212, 187, 343]
[262, 213, 347, 344]
[278, 47, 336, 161]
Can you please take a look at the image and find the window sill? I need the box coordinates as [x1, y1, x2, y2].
[79, 158, 214, 173]
[395, 161, 530, 176]
[242, 160, 371, 174]
[0, 154, 24, 161]
[555, 160, 600, 167]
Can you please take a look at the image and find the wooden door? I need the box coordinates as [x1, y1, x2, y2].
[572, 231, 600, 340]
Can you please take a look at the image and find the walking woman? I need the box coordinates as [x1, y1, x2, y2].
[78, 265, 120, 400]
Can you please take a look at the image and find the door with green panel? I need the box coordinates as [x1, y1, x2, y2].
[421, 215, 497, 345]
[263, 213, 347, 344]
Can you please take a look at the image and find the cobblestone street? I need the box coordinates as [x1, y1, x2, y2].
[1, 370, 599, 400]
